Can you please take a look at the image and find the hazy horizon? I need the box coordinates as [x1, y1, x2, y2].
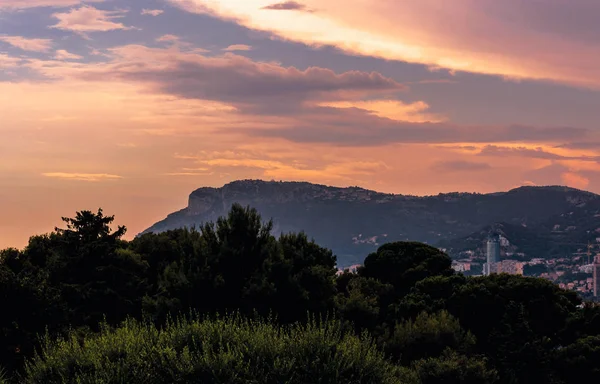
[2, 179, 595, 250]
[2, 0, 600, 248]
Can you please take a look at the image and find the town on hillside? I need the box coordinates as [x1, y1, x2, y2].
[447, 235, 600, 301]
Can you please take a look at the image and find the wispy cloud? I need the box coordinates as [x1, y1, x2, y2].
[42, 172, 123, 181]
[156, 34, 179, 43]
[54, 49, 83, 60]
[223, 44, 252, 52]
[478, 145, 600, 162]
[141, 9, 163, 16]
[561, 172, 590, 189]
[262, 1, 312, 12]
[50, 45, 405, 111]
[0, 35, 53, 52]
[431, 160, 492, 172]
[22, 43, 591, 149]
[180, 151, 387, 182]
[169, 0, 600, 88]
[0, 53, 20, 68]
[51, 6, 132, 33]
[0, 0, 103, 9]
[165, 172, 214, 176]
[318, 100, 445, 123]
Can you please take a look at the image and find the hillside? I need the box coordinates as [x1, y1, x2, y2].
[142, 180, 600, 266]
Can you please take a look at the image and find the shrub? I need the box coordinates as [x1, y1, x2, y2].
[23, 314, 403, 384]
[383, 310, 475, 363]
[407, 350, 499, 384]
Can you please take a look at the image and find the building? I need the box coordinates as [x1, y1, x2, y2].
[497, 260, 524, 275]
[452, 261, 471, 273]
[593, 255, 600, 297]
[484, 237, 501, 276]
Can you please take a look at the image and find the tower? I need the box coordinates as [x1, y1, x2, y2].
[593, 255, 600, 297]
[485, 236, 501, 276]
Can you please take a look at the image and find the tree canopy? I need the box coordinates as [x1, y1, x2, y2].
[1, 205, 599, 383]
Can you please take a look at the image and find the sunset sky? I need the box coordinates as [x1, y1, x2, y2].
[2, 0, 600, 248]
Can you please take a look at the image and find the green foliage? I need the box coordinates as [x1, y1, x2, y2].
[398, 273, 583, 382]
[137, 204, 338, 324]
[3, 204, 600, 383]
[24, 315, 402, 384]
[335, 276, 393, 332]
[360, 242, 454, 295]
[383, 311, 475, 364]
[406, 350, 499, 384]
[0, 366, 8, 384]
[0, 249, 64, 372]
[553, 335, 600, 384]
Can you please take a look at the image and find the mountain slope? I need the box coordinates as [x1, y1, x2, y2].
[142, 180, 600, 266]
[439, 198, 600, 260]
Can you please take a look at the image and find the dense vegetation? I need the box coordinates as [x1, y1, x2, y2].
[2, 204, 600, 383]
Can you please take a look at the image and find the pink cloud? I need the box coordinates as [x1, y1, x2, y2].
[47, 45, 405, 110]
[0, 35, 53, 52]
[21, 44, 591, 147]
[0, 0, 103, 9]
[168, 0, 600, 88]
[0, 53, 20, 68]
[223, 44, 252, 52]
[55, 49, 83, 60]
[51, 6, 132, 33]
[141, 9, 164, 16]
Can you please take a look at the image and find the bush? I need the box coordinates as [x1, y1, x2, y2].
[23, 314, 403, 384]
[0, 367, 8, 384]
[406, 350, 499, 384]
[384, 311, 475, 364]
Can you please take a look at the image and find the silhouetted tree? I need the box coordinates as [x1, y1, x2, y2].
[360, 242, 454, 296]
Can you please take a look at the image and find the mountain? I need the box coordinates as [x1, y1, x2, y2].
[141, 180, 600, 267]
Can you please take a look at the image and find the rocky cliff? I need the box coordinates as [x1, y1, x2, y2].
[141, 180, 600, 266]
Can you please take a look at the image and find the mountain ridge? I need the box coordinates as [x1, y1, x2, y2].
[142, 180, 600, 266]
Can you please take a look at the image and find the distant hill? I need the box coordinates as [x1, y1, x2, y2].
[141, 180, 600, 267]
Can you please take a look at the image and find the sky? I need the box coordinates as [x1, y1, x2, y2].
[1, 0, 600, 248]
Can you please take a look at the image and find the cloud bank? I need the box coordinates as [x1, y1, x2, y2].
[168, 0, 600, 88]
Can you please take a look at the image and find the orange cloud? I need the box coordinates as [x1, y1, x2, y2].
[175, 150, 390, 183]
[2, 36, 600, 251]
[318, 100, 445, 123]
[561, 172, 590, 189]
[42, 172, 123, 181]
[24, 44, 406, 112]
[16, 44, 588, 148]
[168, 0, 600, 88]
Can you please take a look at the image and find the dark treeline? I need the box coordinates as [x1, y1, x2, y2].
[1, 204, 600, 383]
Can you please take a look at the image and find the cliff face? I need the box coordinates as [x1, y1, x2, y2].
[141, 180, 600, 266]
